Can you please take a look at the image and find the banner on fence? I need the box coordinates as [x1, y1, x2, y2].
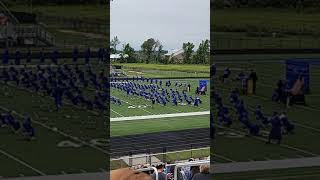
[286, 59, 310, 93]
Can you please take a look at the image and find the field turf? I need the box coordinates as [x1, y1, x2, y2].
[212, 54, 320, 178]
[110, 78, 210, 137]
[0, 61, 107, 178]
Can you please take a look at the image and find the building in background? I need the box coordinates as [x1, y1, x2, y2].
[164, 48, 185, 63]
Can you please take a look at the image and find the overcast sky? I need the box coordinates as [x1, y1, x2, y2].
[110, 0, 210, 51]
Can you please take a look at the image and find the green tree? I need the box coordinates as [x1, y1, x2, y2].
[182, 42, 195, 64]
[193, 40, 210, 64]
[110, 47, 116, 54]
[141, 38, 159, 64]
[110, 36, 120, 53]
[122, 43, 136, 63]
[156, 44, 163, 63]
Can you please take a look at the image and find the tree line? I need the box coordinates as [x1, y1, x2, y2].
[110, 36, 209, 65]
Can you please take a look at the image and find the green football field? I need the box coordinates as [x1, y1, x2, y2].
[212, 55, 320, 178]
[0, 60, 108, 178]
[110, 78, 210, 137]
[109, 65, 210, 169]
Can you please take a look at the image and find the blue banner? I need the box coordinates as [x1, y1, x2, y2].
[286, 59, 310, 93]
[199, 80, 209, 90]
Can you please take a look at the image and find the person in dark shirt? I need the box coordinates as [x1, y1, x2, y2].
[151, 164, 166, 180]
[249, 69, 258, 94]
[2, 49, 9, 64]
[222, 67, 231, 83]
[72, 47, 79, 63]
[279, 112, 295, 134]
[26, 48, 32, 63]
[267, 112, 282, 144]
[85, 48, 91, 64]
[211, 63, 216, 77]
[52, 49, 59, 65]
[15, 49, 21, 65]
[39, 48, 46, 63]
[192, 164, 211, 180]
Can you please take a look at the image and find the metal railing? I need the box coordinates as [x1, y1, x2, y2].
[212, 37, 320, 49]
[174, 160, 210, 180]
[110, 147, 210, 169]
[0, 1, 19, 24]
[14, 24, 55, 46]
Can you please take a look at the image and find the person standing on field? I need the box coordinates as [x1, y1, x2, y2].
[249, 69, 258, 94]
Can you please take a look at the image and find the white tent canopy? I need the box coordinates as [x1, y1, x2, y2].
[110, 53, 129, 60]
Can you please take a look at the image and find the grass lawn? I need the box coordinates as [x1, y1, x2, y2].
[113, 63, 209, 73]
[113, 63, 209, 78]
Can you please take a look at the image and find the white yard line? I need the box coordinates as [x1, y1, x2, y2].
[115, 96, 154, 115]
[111, 111, 210, 122]
[0, 149, 46, 176]
[111, 109, 124, 117]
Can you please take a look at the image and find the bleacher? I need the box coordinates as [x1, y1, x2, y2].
[0, 1, 55, 47]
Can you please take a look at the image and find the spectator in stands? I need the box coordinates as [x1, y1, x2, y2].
[111, 168, 151, 180]
[190, 165, 200, 180]
[192, 164, 211, 180]
[151, 163, 166, 180]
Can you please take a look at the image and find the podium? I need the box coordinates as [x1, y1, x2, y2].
[247, 79, 254, 95]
